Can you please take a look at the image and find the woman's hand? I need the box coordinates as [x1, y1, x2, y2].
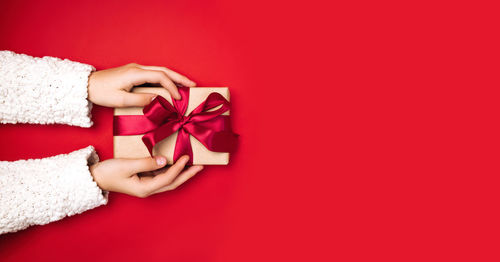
[87, 63, 201, 197]
[87, 63, 196, 107]
[90, 155, 204, 198]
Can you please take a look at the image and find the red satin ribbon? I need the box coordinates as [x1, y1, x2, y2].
[113, 87, 238, 165]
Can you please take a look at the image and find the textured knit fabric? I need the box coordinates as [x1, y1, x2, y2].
[0, 50, 95, 127]
[0, 146, 108, 235]
[0, 51, 107, 235]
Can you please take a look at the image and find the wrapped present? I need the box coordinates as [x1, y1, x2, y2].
[113, 87, 237, 165]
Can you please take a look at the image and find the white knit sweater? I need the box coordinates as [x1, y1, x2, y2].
[0, 51, 108, 235]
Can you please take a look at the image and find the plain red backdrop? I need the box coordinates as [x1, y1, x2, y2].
[0, 0, 499, 261]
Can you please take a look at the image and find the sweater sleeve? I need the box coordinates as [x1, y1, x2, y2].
[0, 146, 108, 235]
[0, 50, 95, 127]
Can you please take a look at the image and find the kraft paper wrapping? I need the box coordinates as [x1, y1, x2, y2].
[113, 87, 230, 165]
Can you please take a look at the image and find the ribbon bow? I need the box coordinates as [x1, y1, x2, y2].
[113, 87, 238, 165]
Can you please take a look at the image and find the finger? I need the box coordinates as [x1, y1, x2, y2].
[165, 155, 190, 176]
[121, 156, 167, 175]
[137, 167, 166, 178]
[138, 65, 196, 87]
[140, 155, 190, 193]
[130, 68, 181, 100]
[119, 91, 156, 107]
[152, 165, 204, 194]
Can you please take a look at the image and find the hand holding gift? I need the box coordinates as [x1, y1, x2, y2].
[88, 63, 196, 107]
[90, 155, 203, 198]
[87, 63, 211, 197]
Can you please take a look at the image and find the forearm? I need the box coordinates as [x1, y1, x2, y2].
[0, 146, 108, 234]
[0, 50, 95, 127]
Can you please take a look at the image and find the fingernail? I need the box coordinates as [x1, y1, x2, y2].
[183, 155, 190, 162]
[156, 156, 166, 166]
[151, 95, 157, 102]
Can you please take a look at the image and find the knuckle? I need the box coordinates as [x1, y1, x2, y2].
[135, 188, 149, 198]
[126, 67, 141, 74]
[160, 72, 171, 82]
[149, 157, 158, 167]
[157, 71, 170, 82]
[116, 95, 127, 107]
[164, 175, 176, 186]
[167, 167, 181, 177]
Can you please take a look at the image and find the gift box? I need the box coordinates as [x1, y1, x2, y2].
[113, 87, 237, 165]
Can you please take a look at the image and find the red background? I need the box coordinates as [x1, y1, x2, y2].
[0, 0, 499, 261]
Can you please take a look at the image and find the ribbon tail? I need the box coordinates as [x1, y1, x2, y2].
[206, 130, 239, 152]
[186, 124, 238, 153]
[173, 128, 194, 165]
[141, 120, 180, 156]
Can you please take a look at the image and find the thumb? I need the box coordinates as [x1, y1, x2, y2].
[122, 156, 167, 174]
[119, 92, 156, 107]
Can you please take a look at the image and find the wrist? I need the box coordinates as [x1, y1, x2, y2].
[87, 71, 97, 104]
[89, 162, 104, 190]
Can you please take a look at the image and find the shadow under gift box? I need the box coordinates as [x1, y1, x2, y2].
[113, 87, 231, 165]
